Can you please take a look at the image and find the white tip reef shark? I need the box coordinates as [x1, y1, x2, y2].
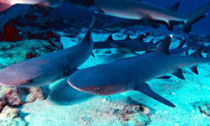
[67, 35, 210, 107]
[71, 0, 210, 33]
[0, 25, 93, 87]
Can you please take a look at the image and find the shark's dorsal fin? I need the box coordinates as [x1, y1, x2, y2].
[149, 39, 154, 44]
[80, 15, 95, 44]
[157, 35, 172, 54]
[190, 66, 198, 74]
[137, 32, 149, 42]
[134, 83, 175, 107]
[125, 35, 131, 40]
[172, 69, 185, 80]
[165, 21, 174, 31]
[80, 27, 92, 45]
[106, 35, 114, 41]
[137, 34, 145, 42]
[169, 1, 180, 12]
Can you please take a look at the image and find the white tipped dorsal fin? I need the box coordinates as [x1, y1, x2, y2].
[80, 15, 96, 44]
[80, 27, 92, 44]
[157, 35, 172, 54]
[169, 1, 180, 11]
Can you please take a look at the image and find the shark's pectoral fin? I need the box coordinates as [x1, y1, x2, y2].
[172, 69, 185, 80]
[165, 21, 174, 31]
[134, 83, 175, 107]
[92, 52, 95, 58]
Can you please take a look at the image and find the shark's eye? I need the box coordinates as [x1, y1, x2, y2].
[93, 87, 100, 92]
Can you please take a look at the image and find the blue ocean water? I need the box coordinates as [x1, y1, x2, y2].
[148, 0, 210, 34]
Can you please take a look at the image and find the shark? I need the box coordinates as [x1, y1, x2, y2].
[67, 35, 210, 107]
[0, 0, 64, 12]
[94, 34, 190, 55]
[0, 25, 93, 87]
[94, 32, 159, 54]
[72, 0, 210, 33]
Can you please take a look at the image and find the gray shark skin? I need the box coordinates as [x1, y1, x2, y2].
[0, 4, 30, 36]
[0, 28, 93, 87]
[67, 36, 210, 107]
[93, 0, 210, 33]
[103, 19, 160, 32]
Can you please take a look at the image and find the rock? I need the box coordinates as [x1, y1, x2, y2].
[0, 117, 26, 126]
[192, 101, 210, 117]
[0, 101, 6, 112]
[118, 104, 151, 125]
[25, 87, 46, 103]
[0, 106, 19, 118]
[0, 39, 61, 66]
[0, 86, 49, 113]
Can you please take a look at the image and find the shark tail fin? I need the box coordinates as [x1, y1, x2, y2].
[183, 3, 210, 33]
[0, 1, 13, 12]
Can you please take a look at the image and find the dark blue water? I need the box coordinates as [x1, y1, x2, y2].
[148, 0, 210, 34]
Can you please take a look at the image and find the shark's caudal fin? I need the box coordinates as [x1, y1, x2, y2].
[134, 83, 176, 107]
[183, 3, 210, 33]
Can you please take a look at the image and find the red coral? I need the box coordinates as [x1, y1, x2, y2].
[3, 22, 23, 42]
[25, 52, 37, 59]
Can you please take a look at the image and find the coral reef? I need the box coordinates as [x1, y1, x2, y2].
[0, 39, 61, 66]
[0, 106, 26, 126]
[193, 101, 210, 117]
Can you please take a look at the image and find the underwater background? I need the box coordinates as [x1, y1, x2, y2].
[0, 0, 209, 126]
[147, 0, 210, 34]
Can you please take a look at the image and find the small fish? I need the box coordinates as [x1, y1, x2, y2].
[0, 0, 64, 12]
[93, 0, 210, 33]
[0, 25, 93, 87]
[67, 35, 210, 107]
